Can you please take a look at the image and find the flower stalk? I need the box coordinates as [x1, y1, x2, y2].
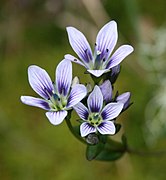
[65, 110, 87, 144]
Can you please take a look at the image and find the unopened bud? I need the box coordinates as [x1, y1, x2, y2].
[86, 133, 99, 145]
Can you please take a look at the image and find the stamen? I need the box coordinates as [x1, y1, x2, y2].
[96, 50, 101, 55]
[106, 48, 109, 53]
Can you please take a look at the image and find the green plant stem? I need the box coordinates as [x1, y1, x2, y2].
[127, 148, 166, 157]
[65, 114, 86, 145]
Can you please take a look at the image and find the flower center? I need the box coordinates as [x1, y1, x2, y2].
[91, 45, 110, 70]
[48, 93, 67, 111]
[93, 50, 102, 70]
[88, 113, 102, 126]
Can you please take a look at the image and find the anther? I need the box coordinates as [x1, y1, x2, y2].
[84, 49, 88, 53]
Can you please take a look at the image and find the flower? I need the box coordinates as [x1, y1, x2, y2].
[116, 92, 131, 110]
[21, 60, 87, 125]
[99, 80, 131, 110]
[99, 80, 112, 103]
[65, 20, 134, 77]
[74, 86, 123, 137]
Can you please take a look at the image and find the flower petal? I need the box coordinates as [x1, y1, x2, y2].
[88, 86, 103, 113]
[106, 45, 134, 69]
[28, 65, 54, 99]
[116, 92, 131, 110]
[21, 96, 50, 110]
[100, 80, 112, 103]
[65, 54, 86, 68]
[97, 121, 115, 135]
[96, 21, 118, 60]
[73, 102, 89, 120]
[66, 27, 93, 64]
[87, 69, 110, 77]
[66, 84, 87, 108]
[101, 102, 123, 121]
[80, 122, 96, 137]
[56, 59, 72, 96]
[111, 64, 120, 76]
[46, 111, 67, 125]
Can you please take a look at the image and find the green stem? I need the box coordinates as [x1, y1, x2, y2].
[127, 148, 166, 156]
[65, 111, 86, 145]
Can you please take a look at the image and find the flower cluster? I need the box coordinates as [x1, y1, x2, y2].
[21, 20, 133, 151]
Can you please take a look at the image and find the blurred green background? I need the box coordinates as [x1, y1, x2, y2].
[1, 0, 166, 179]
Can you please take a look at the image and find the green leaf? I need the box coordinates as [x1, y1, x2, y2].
[86, 141, 105, 161]
[95, 138, 126, 161]
[95, 148, 124, 161]
[115, 123, 121, 134]
[86, 135, 108, 160]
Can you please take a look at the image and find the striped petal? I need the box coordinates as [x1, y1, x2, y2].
[46, 110, 67, 125]
[116, 92, 131, 110]
[65, 54, 86, 68]
[80, 122, 96, 137]
[28, 65, 54, 99]
[101, 102, 123, 121]
[100, 80, 112, 103]
[20, 96, 50, 110]
[88, 86, 103, 113]
[96, 21, 118, 60]
[56, 59, 72, 96]
[106, 45, 134, 69]
[66, 26, 93, 64]
[66, 84, 87, 108]
[97, 121, 115, 135]
[74, 102, 89, 120]
[87, 69, 110, 77]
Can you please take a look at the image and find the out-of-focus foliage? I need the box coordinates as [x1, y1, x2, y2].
[0, 0, 166, 179]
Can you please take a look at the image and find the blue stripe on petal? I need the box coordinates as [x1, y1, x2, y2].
[65, 54, 86, 67]
[96, 21, 118, 60]
[116, 92, 131, 110]
[66, 84, 87, 108]
[101, 102, 123, 121]
[73, 102, 89, 120]
[106, 45, 134, 69]
[97, 121, 115, 135]
[99, 80, 112, 103]
[56, 60, 72, 96]
[46, 110, 67, 125]
[80, 122, 96, 137]
[88, 86, 103, 113]
[28, 65, 54, 99]
[66, 27, 93, 64]
[20, 96, 50, 110]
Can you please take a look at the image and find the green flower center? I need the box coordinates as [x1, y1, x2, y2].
[88, 113, 102, 126]
[48, 93, 67, 111]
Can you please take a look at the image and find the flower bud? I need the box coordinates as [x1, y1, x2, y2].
[71, 76, 79, 87]
[86, 133, 99, 145]
[116, 92, 131, 110]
